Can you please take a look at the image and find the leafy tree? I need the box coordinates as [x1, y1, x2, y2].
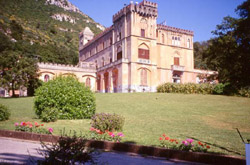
[0, 32, 12, 52]
[10, 20, 23, 41]
[0, 50, 38, 97]
[193, 41, 210, 69]
[203, 0, 250, 91]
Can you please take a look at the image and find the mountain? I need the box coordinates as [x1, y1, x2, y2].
[0, 0, 104, 65]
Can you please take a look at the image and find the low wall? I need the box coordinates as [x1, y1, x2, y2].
[0, 130, 245, 164]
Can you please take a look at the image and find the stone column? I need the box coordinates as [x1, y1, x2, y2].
[100, 74, 105, 93]
[109, 71, 113, 93]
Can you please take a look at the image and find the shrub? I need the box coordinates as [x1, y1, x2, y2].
[91, 113, 125, 132]
[212, 83, 226, 95]
[41, 107, 59, 122]
[238, 87, 250, 98]
[0, 104, 10, 121]
[157, 83, 215, 94]
[34, 76, 96, 121]
[39, 135, 99, 164]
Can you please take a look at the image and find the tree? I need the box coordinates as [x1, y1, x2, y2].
[10, 20, 23, 41]
[0, 50, 38, 97]
[193, 41, 210, 70]
[203, 0, 250, 91]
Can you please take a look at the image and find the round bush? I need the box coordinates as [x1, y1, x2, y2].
[0, 104, 10, 121]
[91, 113, 125, 132]
[34, 76, 96, 121]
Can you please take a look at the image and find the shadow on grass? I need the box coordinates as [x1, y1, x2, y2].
[186, 136, 244, 156]
[1, 96, 34, 99]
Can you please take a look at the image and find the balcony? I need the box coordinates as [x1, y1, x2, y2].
[171, 65, 185, 72]
[138, 59, 151, 64]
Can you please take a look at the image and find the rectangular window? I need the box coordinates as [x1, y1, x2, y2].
[138, 48, 149, 59]
[174, 57, 180, 65]
[141, 29, 145, 37]
[117, 51, 122, 60]
[110, 37, 112, 46]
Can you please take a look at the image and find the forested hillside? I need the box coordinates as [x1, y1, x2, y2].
[0, 0, 103, 65]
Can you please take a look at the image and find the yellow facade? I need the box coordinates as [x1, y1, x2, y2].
[37, 0, 216, 93]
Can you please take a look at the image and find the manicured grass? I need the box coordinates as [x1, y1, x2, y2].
[0, 93, 250, 156]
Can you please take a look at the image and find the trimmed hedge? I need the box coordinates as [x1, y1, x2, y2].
[34, 76, 96, 122]
[157, 83, 216, 94]
[0, 104, 10, 121]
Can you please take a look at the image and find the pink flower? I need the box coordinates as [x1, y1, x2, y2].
[117, 132, 124, 137]
[20, 122, 24, 126]
[48, 128, 53, 133]
[182, 140, 189, 146]
[14, 123, 19, 126]
[186, 139, 193, 144]
[111, 133, 115, 138]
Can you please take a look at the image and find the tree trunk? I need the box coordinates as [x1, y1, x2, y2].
[11, 81, 16, 97]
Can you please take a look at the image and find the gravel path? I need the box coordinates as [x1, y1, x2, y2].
[0, 137, 203, 164]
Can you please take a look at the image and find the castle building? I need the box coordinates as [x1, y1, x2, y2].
[78, 0, 215, 93]
[0, 0, 216, 97]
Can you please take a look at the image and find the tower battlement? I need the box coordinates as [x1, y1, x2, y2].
[112, 0, 158, 23]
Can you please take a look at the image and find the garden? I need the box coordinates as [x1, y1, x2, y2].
[0, 76, 250, 158]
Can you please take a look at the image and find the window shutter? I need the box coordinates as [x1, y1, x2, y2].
[138, 48, 149, 59]
[174, 57, 180, 65]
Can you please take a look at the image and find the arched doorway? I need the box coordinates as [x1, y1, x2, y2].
[44, 74, 50, 82]
[86, 77, 91, 88]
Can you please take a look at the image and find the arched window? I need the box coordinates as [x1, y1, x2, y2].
[138, 43, 149, 59]
[140, 18, 148, 37]
[140, 69, 147, 86]
[86, 77, 91, 88]
[44, 74, 50, 82]
[162, 34, 165, 43]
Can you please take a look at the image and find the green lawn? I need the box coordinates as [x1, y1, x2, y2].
[0, 93, 250, 156]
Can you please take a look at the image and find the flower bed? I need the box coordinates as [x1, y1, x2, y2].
[15, 122, 53, 134]
[88, 127, 124, 142]
[159, 134, 210, 153]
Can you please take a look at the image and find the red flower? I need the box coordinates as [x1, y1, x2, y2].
[206, 145, 210, 149]
[165, 137, 170, 140]
[176, 142, 178, 144]
[162, 134, 166, 137]
[41, 124, 44, 126]
[159, 137, 163, 140]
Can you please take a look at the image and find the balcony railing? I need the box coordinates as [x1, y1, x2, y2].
[171, 65, 185, 71]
